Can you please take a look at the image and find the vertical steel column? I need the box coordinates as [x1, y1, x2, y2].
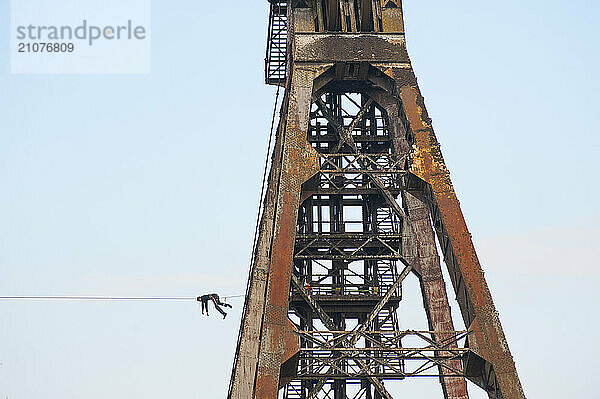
[405, 193, 469, 399]
[253, 66, 321, 398]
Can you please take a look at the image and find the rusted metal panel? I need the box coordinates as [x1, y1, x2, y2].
[381, 2, 404, 33]
[295, 33, 408, 63]
[294, 7, 315, 32]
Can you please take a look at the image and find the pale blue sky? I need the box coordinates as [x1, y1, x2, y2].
[1, 0, 599, 398]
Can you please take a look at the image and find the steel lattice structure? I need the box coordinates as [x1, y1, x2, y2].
[229, 1, 525, 398]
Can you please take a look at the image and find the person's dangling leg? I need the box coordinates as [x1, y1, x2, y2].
[202, 296, 209, 316]
[211, 297, 227, 318]
[218, 299, 232, 308]
[212, 294, 233, 309]
[214, 303, 227, 318]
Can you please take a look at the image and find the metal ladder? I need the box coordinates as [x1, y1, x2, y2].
[265, 1, 288, 85]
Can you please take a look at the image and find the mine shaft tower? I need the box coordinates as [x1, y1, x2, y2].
[229, 1, 525, 398]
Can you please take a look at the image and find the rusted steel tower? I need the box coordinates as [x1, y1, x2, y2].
[229, 1, 525, 398]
